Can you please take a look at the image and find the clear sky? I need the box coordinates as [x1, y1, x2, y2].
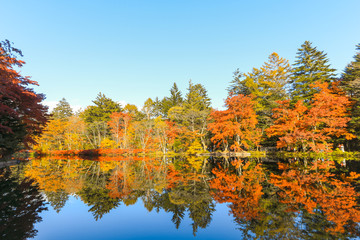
[2, 0, 360, 111]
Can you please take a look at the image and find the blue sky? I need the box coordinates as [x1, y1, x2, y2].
[2, 0, 360, 110]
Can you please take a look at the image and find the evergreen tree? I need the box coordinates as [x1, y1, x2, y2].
[340, 43, 360, 149]
[162, 83, 184, 116]
[51, 98, 73, 119]
[228, 53, 291, 131]
[227, 69, 249, 95]
[290, 41, 336, 103]
[184, 80, 211, 111]
[155, 83, 184, 117]
[341, 43, 360, 97]
[80, 93, 122, 148]
[168, 82, 183, 107]
[168, 80, 211, 150]
[81, 93, 122, 123]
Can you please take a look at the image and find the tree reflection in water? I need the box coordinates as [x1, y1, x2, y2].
[0, 167, 48, 240]
[210, 158, 360, 239]
[10, 155, 360, 238]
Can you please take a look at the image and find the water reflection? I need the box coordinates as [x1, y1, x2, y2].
[0, 167, 48, 240]
[1, 156, 360, 239]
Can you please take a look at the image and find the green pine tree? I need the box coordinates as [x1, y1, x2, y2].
[81, 93, 122, 123]
[156, 83, 184, 117]
[341, 43, 360, 97]
[167, 80, 211, 150]
[184, 80, 211, 111]
[228, 53, 291, 132]
[290, 41, 336, 103]
[340, 43, 360, 149]
[168, 82, 183, 106]
[51, 98, 73, 119]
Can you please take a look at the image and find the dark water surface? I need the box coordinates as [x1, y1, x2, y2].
[1, 155, 360, 239]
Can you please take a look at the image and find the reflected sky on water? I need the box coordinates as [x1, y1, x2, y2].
[34, 197, 240, 240]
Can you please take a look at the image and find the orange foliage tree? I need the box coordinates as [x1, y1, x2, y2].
[153, 117, 182, 153]
[108, 112, 132, 149]
[306, 82, 355, 150]
[266, 100, 309, 151]
[267, 82, 354, 151]
[208, 94, 261, 151]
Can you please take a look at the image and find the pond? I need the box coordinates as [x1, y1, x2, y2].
[1, 155, 360, 239]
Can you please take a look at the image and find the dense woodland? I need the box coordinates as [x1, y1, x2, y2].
[1, 40, 360, 156]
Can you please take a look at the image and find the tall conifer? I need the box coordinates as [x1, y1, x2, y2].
[157, 83, 183, 116]
[228, 53, 291, 130]
[341, 43, 360, 149]
[290, 41, 336, 103]
[341, 43, 360, 97]
[52, 98, 73, 120]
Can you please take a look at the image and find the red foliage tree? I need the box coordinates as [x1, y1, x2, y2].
[0, 40, 47, 155]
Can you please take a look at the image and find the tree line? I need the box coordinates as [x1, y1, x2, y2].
[1, 40, 360, 155]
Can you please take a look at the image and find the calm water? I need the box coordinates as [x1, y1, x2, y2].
[1, 155, 360, 239]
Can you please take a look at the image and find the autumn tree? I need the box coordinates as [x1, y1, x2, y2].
[306, 82, 354, 150]
[267, 82, 354, 151]
[142, 98, 156, 120]
[124, 103, 144, 120]
[153, 117, 181, 154]
[64, 116, 87, 150]
[35, 119, 68, 151]
[265, 100, 309, 151]
[35, 98, 81, 151]
[208, 94, 261, 151]
[133, 119, 154, 149]
[108, 112, 132, 149]
[290, 41, 336, 103]
[34, 115, 87, 151]
[0, 40, 48, 156]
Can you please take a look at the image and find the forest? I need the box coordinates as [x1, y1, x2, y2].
[1, 40, 360, 157]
